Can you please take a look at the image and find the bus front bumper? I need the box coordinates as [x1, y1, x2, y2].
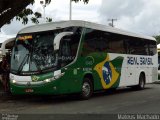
[10, 81, 60, 95]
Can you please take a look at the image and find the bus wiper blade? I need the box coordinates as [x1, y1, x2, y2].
[17, 54, 29, 74]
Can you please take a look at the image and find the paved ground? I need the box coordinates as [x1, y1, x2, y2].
[0, 83, 160, 114]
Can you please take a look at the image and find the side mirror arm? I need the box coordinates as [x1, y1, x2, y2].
[54, 32, 73, 51]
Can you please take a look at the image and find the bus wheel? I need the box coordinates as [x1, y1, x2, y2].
[81, 77, 93, 100]
[138, 73, 145, 90]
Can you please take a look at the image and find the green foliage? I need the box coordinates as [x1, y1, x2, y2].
[153, 35, 160, 44]
[16, 8, 48, 25]
[46, 17, 52, 22]
[16, 8, 36, 25]
[31, 17, 39, 24]
[22, 17, 28, 24]
[72, 0, 89, 4]
[45, 0, 51, 4]
[14, 0, 89, 25]
[34, 12, 42, 18]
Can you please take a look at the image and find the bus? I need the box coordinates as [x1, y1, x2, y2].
[0, 37, 15, 61]
[0, 37, 15, 87]
[158, 48, 160, 79]
[10, 20, 157, 99]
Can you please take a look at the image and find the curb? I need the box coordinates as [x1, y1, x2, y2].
[153, 81, 160, 84]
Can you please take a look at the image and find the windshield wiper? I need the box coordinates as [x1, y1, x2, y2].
[17, 53, 29, 74]
[17, 53, 43, 74]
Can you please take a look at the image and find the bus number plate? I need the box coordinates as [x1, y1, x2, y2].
[25, 89, 34, 93]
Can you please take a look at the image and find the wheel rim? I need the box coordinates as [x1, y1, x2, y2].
[82, 82, 91, 97]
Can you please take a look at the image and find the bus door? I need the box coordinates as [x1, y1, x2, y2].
[59, 35, 80, 93]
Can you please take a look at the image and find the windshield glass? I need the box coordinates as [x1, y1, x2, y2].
[11, 30, 62, 74]
[11, 27, 82, 75]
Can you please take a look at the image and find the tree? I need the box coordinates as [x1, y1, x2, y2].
[0, 0, 89, 28]
[0, 0, 33, 28]
[153, 35, 160, 44]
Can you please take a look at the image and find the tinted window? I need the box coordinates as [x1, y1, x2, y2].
[148, 40, 157, 55]
[127, 38, 149, 55]
[82, 28, 126, 56]
[60, 27, 82, 67]
[70, 27, 82, 57]
[82, 28, 156, 56]
[126, 38, 156, 56]
[107, 33, 126, 54]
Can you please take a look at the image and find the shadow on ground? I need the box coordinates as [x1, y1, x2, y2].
[0, 84, 154, 105]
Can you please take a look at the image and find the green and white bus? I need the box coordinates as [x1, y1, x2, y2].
[10, 20, 157, 99]
[158, 48, 160, 79]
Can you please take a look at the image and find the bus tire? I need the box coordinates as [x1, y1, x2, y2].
[80, 77, 93, 100]
[137, 73, 145, 90]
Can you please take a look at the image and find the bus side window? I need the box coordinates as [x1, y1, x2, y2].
[81, 29, 97, 56]
[123, 39, 129, 54]
[82, 28, 109, 56]
[107, 33, 126, 54]
[70, 30, 82, 58]
[59, 38, 72, 67]
[148, 41, 157, 56]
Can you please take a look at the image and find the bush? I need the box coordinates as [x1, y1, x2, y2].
[153, 35, 160, 44]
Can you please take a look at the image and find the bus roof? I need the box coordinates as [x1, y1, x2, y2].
[19, 20, 155, 41]
[0, 34, 15, 43]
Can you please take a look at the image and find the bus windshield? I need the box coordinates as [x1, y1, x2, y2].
[11, 30, 62, 75]
[11, 27, 82, 75]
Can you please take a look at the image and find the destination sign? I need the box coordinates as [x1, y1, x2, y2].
[18, 35, 33, 41]
[127, 57, 153, 65]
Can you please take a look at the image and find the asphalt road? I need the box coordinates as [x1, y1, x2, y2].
[0, 83, 160, 114]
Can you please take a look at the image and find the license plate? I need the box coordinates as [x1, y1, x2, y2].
[25, 89, 34, 93]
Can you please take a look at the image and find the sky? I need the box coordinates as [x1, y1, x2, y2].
[1, 0, 160, 42]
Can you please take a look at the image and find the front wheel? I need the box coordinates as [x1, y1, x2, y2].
[80, 77, 93, 100]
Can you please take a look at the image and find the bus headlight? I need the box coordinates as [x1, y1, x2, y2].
[12, 80, 16, 84]
[10, 75, 16, 84]
[44, 72, 65, 83]
[44, 77, 55, 83]
[44, 79, 51, 83]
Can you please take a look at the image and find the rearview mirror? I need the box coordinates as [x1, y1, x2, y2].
[54, 32, 73, 51]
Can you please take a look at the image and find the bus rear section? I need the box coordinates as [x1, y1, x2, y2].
[80, 28, 157, 91]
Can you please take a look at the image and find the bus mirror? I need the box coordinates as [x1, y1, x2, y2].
[54, 32, 73, 51]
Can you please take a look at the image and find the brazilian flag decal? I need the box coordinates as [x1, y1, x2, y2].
[94, 54, 124, 89]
